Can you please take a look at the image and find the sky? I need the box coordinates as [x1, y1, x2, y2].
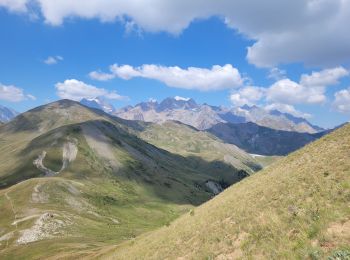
[0, 0, 350, 128]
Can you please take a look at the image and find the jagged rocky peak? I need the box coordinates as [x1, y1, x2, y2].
[114, 97, 324, 133]
[136, 100, 159, 111]
[80, 97, 115, 113]
[157, 96, 198, 111]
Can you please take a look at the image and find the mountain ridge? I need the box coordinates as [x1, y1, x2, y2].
[110, 97, 324, 133]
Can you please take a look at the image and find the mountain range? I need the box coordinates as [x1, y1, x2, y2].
[112, 97, 324, 134]
[79, 97, 327, 155]
[0, 105, 18, 123]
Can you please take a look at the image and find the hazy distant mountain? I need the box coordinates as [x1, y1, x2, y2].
[0, 104, 18, 123]
[80, 97, 115, 113]
[208, 122, 324, 156]
[115, 97, 225, 130]
[115, 97, 324, 133]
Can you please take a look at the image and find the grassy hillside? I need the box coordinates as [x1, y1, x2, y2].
[137, 121, 261, 174]
[103, 123, 350, 259]
[0, 100, 260, 259]
[249, 154, 282, 168]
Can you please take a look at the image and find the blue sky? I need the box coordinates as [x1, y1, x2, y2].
[0, 1, 350, 128]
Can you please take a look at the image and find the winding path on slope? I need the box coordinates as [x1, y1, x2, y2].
[33, 141, 78, 177]
[4, 191, 17, 248]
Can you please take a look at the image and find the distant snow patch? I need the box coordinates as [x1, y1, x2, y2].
[174, 96, 190, 101]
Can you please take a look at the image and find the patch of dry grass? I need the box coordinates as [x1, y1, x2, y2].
[102, 123, 350, 259]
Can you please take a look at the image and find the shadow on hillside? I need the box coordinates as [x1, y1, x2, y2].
[207, 122, 326, 156]
[0, 119, 260, 207]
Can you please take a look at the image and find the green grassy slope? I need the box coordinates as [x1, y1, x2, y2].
[104, 123, 350, 259]
[138, 121, 261, 173]
[0, 100, 260, 259]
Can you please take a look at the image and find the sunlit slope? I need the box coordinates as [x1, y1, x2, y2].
[0, 100, 260, 188]
[138, 121, 260, 173]
[0, 100, 260, 259]
[0, 100, 109, 187]
[105, 123, 350, 259]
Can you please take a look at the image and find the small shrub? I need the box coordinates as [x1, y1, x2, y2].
[309, 250, 321, 260]
[189, 209, 195, 216]
[328, 250, 350, 260]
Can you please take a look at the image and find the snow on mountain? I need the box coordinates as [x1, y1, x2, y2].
[115, 97, 323, 133]
[80, 97, 115, 113]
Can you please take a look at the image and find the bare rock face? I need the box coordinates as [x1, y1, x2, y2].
[114, 97, 324, 133]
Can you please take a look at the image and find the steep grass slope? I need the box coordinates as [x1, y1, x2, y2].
[0, 100, 260, 259]
[104, 123, 350, 259]
[137, 121, 261, 175]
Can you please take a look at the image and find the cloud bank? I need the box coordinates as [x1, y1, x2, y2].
[333, 88, 350, 114]
[1, 0, 350, 67]
[91, 64, 243, 91]
[55, 79, 126, 101]
[230, 67, 349, 118]
[0, 83, 36, 102]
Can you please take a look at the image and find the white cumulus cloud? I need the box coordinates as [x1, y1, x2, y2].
[2, 0, 350, 67]
[230, 86, 265, 106]
[300, 67, 349, 88]
[0, 83, 35, 102]
[266, 79, 325, 105]
[44, 55, 63, 65]
[0, 0, 28, 12]
[89, 70, 115, 81]
[333, 88, 350, 113]
[91, 64, 243, 91]
[230, 67, 349, 118]
[265, 103, 311, 119]
[267, 67, 286, 81]
[55, 79, 126, 101]
[267, 67, 349, 105]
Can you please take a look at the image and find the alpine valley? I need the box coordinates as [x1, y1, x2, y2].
[0, 97, 339, 259]
[1, 1, 350, 258]
[0, 99, 260, 259]
[84, 97, 327, 156]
